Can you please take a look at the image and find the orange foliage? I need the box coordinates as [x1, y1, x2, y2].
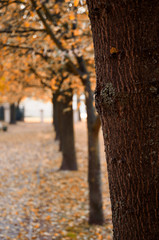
[0, 0, 95, 103]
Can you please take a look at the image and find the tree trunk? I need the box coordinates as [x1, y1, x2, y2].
[88, 127, 104, 225]
[16, 105, 24, 121]
[10, 103, 16, 124]
[52, 93, 60, 140]
[87, 0, 159, 239]
[77, 97, 81, 122]
[85, 77, 104, 225]
[74, 53, 104, 224]
[60, 90, 78, 171]
[0, 106, 4, 121]
[58, 100, 64, 152]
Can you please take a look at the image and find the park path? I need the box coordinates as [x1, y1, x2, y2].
[0, 122, 112, 240]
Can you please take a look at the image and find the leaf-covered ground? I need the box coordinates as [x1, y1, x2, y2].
[0, 121, 112, 240]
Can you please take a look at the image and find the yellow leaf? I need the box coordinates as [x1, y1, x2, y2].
[34, 223, 40, 228]
[24, 21, 30, 27]
[57, 95, 64, 102]
[74, 0, 80, 7]
[45, 215, 51, 221]
[63, 107, 71, 113]
[69, 13, 75, 20]
[73, 29, 80, 36]
[0, 64, 3, 71]
[110, 47, 119, 54]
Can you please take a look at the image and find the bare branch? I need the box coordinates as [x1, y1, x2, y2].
[0, 43, 52, 60]
[0, 28, 45, 34]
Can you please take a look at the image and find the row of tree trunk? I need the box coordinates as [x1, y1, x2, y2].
[0, 104, 24, 124]
[52, 87, 104, 225]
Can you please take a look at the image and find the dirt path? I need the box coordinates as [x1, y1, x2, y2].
[0, 122, 112, 240]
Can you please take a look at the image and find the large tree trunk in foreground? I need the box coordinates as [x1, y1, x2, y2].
[59, 90, 78, 171]
[87, 0, 159, 239]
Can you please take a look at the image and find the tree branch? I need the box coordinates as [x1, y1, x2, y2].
[0, 28, 45, 34]
[30, 0, 64, 51]
[0, 43, 52, 60]
[30, 0, 83, 78]
[29, 66, 52, 90]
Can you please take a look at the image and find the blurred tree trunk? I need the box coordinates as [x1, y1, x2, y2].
[87, 0, 159, 238]
[0, 106, 4, 121]
[52, 93, 60, 140]
[77, 97, 81, 122]
[58, 100, 64, 152]
[52, 90, 77, 170]
[76, 54, 104, 224]
[10, 103, 16, 124]
[16, 105, 24, 121]
[85, 76, 104, 225]
[60, 89, 77, 170]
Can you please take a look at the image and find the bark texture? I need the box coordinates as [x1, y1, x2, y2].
[87, 0, 159, 239]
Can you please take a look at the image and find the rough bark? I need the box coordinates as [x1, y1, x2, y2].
[59, 90, 78, 171]
[10, 103, 16, 124]
[87, 0, 159, 239]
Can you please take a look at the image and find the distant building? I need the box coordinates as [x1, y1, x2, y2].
[20, 98, 52, 122]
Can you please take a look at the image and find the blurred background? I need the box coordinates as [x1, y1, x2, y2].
[0, 0, 112, 239]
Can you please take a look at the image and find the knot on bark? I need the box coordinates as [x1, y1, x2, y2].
[101, 83, 115, 105]
[94, 83, 116, 114]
